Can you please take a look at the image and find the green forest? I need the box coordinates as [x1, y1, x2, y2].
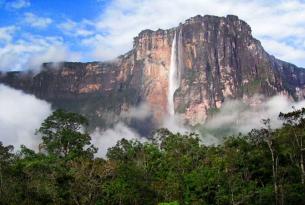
[1, 109, 305, 205]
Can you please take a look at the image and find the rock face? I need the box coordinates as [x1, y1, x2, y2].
[1, 15, 305, 128]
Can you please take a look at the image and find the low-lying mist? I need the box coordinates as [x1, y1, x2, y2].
[0, 84, 52, 150]
[92, 94, 305, 156]
[199, 95, 305, 144]
[2, 84, 305, 158]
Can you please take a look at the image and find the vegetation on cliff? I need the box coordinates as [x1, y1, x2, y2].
[1, 108, 305, 205]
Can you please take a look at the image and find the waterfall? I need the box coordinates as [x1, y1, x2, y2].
[168, 29, 182, 115]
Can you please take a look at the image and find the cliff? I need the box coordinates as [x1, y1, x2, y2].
[1, 15, 305, 129]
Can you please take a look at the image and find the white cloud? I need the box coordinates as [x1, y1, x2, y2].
[121, 103, 152, 120]
[4, 0, 30, 10]
[84, 0, 305, 66]
[26, 44, 81, 70]
[0, 26, 16, 43]
[2, 0, 305, 70]
[58, 19, 94, 37]
[203, 95, 305, 139]
[0, 84, 52, 150]
[24, 12, 53, 29]
[91, 122, 145, 157]
[0, 33, 81, 71]
[261, 38, 305, 63]
[91, 103, 189, 157]
[162, 114, 190, 134]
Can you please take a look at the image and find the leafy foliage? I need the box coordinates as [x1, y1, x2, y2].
[37, 109, 97, 159]
[1, 108, 305, 204]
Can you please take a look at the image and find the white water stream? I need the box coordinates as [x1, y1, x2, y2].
[167, 30, 182, 115]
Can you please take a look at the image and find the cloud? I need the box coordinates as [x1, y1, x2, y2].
[1, 0, 305, 70]
[26, 45, 81, 70]
[162, 114, 190, 134]
[260, 38, 305, 64]
[84, 0, 305, 66]
[91, 122, 145, 157]
[0, 84, 52, 150]
[0, 33, 80, 71]
[3, 0, 30, 10]
[92, 94, 305, 154]
[202, 95, 305, 142]
[58, 19, 94, 37]
[0, 26, 16, 43]
[24, 12, 53, 29]
[90, 103, 190, 157]
[121, 103, 152, 120]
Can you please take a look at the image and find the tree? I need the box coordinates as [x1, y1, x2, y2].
[0, 142, 14, 190]
[68, 158, 115, 205]
[0, 142, 15, 204]
[37, 109, 97, 159]
[106, 139, 156, 205]
[279, 108, 305, 185]
[16, 146, 61, 204]
[3, 108, 305, 204]
[249, 119, 280, 205]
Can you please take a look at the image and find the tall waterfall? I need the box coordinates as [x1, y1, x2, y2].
[168, 30, 182, 115]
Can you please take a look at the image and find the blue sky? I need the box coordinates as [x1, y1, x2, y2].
[0, 0, 110, 70]
[0, 0, 305, 71]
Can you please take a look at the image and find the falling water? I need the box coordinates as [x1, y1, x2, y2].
[168, 30, 182, 115]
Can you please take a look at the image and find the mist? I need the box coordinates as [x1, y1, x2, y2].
[1, 85, 305, 157]
[91, 94, 305, 157]
[0, 84, 52, 150]
[200, 95, 305, 144]
[91, 122, 146, 157]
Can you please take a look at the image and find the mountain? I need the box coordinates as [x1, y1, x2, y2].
[1, 15, 305, 131]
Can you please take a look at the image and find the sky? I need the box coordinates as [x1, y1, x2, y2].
[0, 0, 305, 71]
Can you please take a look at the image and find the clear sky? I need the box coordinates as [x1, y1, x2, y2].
[0, 0, 305, 71]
